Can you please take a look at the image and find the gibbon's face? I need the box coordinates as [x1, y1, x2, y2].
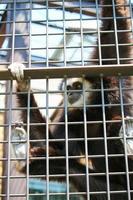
[61, 78, 93, 108]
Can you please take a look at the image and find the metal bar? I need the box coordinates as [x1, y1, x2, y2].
[6, 0, 16, 199]
[63, 0, 66, 67]
[64, 77, 70, 200]
[46, 0, 49, 67]
[2, 65, 133, 80]
[26, 80, 30, 200]
[101, 76, 110, 200]
[129, 0, 133, 38]
[1, 57, 133, 66]
[26, 0, 32, 190]
[6, 81, 13, 200]
[46, 77, 50, 200]
[96, 0, 102, 65]
[0, 42, 132, 50]
[83, 77, 90, 199]
[112, 0, 120, 64]
[26, 1, 32, 198]
[79, 0, 84, 66]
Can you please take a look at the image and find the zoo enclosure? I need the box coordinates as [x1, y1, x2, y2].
[0, 0, 133, 200]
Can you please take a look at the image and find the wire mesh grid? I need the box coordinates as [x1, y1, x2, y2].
[0, 0, 133, 200]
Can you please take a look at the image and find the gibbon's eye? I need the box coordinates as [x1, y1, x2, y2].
[73, 81, 83, 90]
[67, 85, 72, 90]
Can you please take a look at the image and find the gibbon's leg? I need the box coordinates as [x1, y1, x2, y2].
[8, 63, 47, 147]
[24, 146, 127, 200]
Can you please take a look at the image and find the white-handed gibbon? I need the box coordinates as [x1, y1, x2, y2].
[9, 0, 133, 199]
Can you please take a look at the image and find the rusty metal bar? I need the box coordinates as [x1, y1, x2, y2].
[0, 65, 133, 80]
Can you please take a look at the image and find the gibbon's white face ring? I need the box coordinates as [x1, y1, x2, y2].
[62, 78, 93, 108]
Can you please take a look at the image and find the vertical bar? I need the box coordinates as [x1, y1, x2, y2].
[46, 0, 49, 67]
[5, 0, 29, 198]
[95, 0, 102, 65]
[46, 77, 50, 200]
[79, 0, 90, 197]
[100, 76, 110, 200]
[119, 78, 131, 200]
[64, 77, 69, 200]
[29, 0, 32, 68]
[26, 1, 32, 199]
[7, 0, 16, 199]
[112, 0, 120, 64]
[129, 0, 133, 40]
[63, 0, 66, 67]
[7, 81, 13, 200]
[26, 79, 31, 200]
[46, 0, 49, 197]
[82, 76, 90, 200]
[62, 2, 69, 197]
[79, 0, 84, 66]
[11, 0, 16, 64]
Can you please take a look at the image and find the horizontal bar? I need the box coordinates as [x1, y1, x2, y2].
[1, 64, 133, 80]
[0, 30, 130, 37]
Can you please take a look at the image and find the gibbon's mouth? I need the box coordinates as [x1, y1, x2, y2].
[67, 92, 82, 105]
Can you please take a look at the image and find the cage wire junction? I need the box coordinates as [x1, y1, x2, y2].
[0, 0, 133, 200]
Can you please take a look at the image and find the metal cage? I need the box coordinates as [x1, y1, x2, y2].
[0, 0, 133, 200]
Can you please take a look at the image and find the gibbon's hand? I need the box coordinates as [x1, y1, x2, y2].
[8, 62, 30, 91]
[11, 122, 27, 170]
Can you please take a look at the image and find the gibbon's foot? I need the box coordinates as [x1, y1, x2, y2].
[30, 145, 57, 158]
[119, 116, 133, 159]
[20, 146, 46, 175]
[8, 62, 30, 91]
[11, 122, 27, 170]
[116, 0, 128, 16]
[19, 147, 46, 174]
[30, 146, 46, 157]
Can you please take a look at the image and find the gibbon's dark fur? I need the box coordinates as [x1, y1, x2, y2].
[12, 0, 133, 199]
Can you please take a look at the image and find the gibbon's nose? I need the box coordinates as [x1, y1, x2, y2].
[67, 92, 81, 104]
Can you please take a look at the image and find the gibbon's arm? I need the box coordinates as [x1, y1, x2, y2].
[95, 0, 133, 119]
[8, 63, 48, 147]
[92, 0, 132, 65]
[100, 0, 133, 121]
